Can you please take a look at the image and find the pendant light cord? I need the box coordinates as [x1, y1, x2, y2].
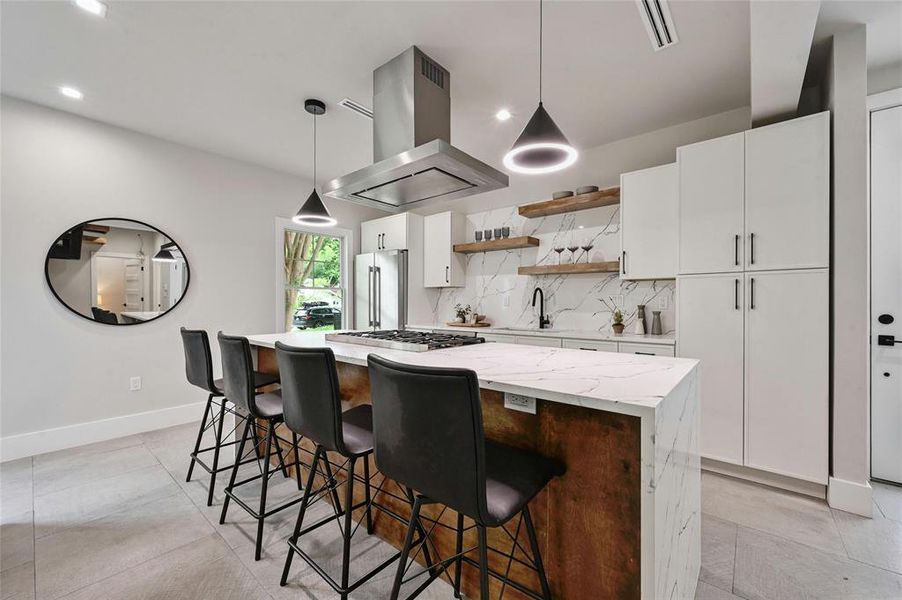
[313, 111, 317, 187]
[539, 0, 543, 104]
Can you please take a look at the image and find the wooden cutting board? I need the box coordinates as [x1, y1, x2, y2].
[445, 321, 492, 328]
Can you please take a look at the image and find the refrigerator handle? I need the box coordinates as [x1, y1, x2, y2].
[374, 265, 381, 328]
[367, 266, 374, 327]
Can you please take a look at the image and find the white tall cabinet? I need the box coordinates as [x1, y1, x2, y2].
[677, 112, 830, 485]
[423, 212, 466, 288]
[620, 163, 678, 280]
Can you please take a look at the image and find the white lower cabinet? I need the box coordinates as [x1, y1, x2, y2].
[677, 274, 745, 465]
[515, 336, 562, 348]
[618, 342, 675, 357]
[744, 270, 828, 483]
[562, 339, 618, 352]
[677, 270, 829, 483]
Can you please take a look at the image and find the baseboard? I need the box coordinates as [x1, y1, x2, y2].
[701, 457, 827, 499]
[0, 401, 204, 462]
[827, 476, 873, 517]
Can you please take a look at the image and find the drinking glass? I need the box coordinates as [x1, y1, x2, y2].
[567, 244, 580, 263]
[493, 228, 502, 239]
[502, 226, 510, 238]
[484, 229, 493, 241]
[580, 242, 594, 263]
[475, 230, 483, 242]
[553, 246, 565, 264]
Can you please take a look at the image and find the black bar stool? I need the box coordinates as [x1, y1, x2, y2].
[275, 343, 431, 599]
[367, 354, 565, 600]
[180, 327, 280, 506]
[217, 332, 304, 560]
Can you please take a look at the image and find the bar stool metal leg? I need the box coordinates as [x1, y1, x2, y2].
[477, 525, 490, 600]
[390, 495, 426, 600]
[363, 457, 374, 534]
[281, 446, 323, 586]
[453, 512, 464, 598]
[206, 399, 228, 506]
[523, 506, 552, 600]
[255, 420, 275, 561]
[340, 457, 357, 600]
[220, 419, 252, 524]
[186, 393, 214, 483]
[291, 433, 303, 490]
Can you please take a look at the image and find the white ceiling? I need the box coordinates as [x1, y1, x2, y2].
[814, 0, 902, 71]
[3, 1, 754, 184]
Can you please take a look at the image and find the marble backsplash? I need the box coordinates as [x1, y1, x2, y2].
[420, 203, 676, 334]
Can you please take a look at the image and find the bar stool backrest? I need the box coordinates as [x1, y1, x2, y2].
[180, 327, 218, 394]
[217, 332, 262, 417]
[367, 354, 488, 523]
[274, 343, 346, 455]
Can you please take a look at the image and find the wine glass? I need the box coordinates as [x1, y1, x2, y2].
[567, 243, 579, 263]
[580, 241, 594, 263]
[553, 246, 565, 264]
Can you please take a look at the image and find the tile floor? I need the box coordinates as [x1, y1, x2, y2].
[1, 421, 900, 599]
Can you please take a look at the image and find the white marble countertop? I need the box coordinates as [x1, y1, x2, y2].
[407, 323, 677, 346]
[246, 331, 696, 417]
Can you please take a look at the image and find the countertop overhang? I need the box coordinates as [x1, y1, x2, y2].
[246, 332, 697, 417]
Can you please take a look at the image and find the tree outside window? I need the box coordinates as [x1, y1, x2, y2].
[283, 230, 343, 333]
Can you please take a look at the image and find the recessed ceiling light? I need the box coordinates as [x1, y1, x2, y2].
[73, 0, 107, 17]
[59, 86, 84, 100]
[496, 108, 512, 122]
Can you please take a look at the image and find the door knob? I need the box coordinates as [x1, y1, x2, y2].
[878, 335, 901, 347]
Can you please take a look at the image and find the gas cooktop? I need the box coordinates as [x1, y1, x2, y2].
[325, 329, 485, 352]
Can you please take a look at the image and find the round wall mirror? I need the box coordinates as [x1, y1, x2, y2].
[44, 218, 190, 325]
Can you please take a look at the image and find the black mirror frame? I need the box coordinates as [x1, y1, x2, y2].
[44, 217, 191, 326]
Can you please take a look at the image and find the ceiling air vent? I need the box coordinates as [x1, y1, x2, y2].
[338, 97, 373, 120]
[636, 0, 679, 51]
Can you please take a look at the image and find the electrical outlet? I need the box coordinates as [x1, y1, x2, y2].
[503, 294, 510, 308]
[504, 393, 536, 415]
[657, 296, 669, 310]
[130, 376, 142, 391]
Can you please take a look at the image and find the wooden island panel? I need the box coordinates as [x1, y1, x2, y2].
[256, 347, 642, 599]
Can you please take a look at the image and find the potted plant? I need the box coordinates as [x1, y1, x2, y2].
[454, 303, 471, 323]
[612, 309, 625, 335]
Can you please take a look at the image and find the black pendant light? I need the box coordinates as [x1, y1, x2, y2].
[503, 0, 578, 174]
[152, 242, 177, 263]
[293, 99, 337, 227]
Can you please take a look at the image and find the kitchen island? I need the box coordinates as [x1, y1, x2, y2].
[246, 332, 700, 600]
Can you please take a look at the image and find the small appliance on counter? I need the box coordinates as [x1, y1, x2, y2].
[325, 329, 485, 352]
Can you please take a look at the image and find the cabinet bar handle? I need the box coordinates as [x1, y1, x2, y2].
[734, 278, 739, 310]
[579, 347, 598, 351]
[445, 266, 449, 283]
[734, 234, 739, 266]
[750, 277, 755, 309]
[622, 250, 627, 275]
[749, 233, 755, 265]
[635, 351, 655, 356]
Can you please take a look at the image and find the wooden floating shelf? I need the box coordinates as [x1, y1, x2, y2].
[518, 186, 620, 219]
[453, 236, 539, 254]
[518, 261, 620, 276]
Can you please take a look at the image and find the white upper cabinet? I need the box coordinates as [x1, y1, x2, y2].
[744, 112, 829, 271]
[678, 133, 745, 275]
[620, 163, 678, 280]
[677, 274, 745, 465]
[423, 212, 466, 288]
[360, 213, 410, 253]
[744, 269, 828, 483]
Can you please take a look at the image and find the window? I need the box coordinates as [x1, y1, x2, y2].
[280, 224, 346, 333]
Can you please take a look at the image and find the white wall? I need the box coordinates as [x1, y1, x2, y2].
[825, 27, 871, 505]
[0, 96, 385, 453]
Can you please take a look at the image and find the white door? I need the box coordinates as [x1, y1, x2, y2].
[379, 214, 409, 251]
[871, 103, 902, 484]
[423, 212, 451, 288]
[745, 270, 829, 483]
[678, 133, 745, 275]
[620, 163, 678, 280]
[124, 261, 144, 310]
[360, 220, 381, 253]
[93, 255, 127, 314]
[677, 274, 745, 464]
[745, 112, 829, 271]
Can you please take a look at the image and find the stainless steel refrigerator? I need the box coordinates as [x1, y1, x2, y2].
[354, 250, 407, 330]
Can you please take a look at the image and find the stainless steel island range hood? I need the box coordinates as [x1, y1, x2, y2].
[323, 47, 508, 212]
